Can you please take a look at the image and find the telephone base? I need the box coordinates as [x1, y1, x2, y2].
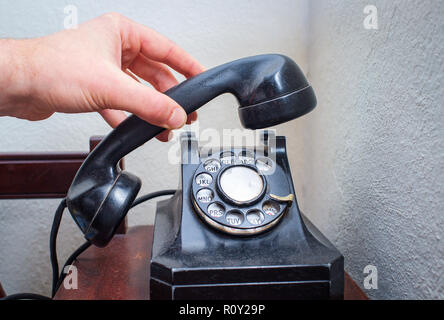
[149, 133, 344, 300]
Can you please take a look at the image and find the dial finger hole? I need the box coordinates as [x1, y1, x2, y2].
[195, 173, 213, 187]
[220, 151, 235, 165]
[246, 210, 265, 225]
[262, 200, 280, 216]
[238, 150, 255, 165]
[208, 202, 225, 218]
[204, 159, 221, 173]
[256, 157, 273, 172]
[225, 210, 244, 226]
[196, 188, 214, 203]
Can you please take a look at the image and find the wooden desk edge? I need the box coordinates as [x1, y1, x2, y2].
[54, 225, 368, 300]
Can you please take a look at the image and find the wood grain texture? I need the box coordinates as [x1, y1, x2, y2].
[0, 135, 127, 233]
[0, 136, 127, 293]
[54, 226, 151, 300]
[0, 136, 127, 199]
[0, 282, 5, 298]
[0, 152, 88, 199]
[344, 272, 368, 300]
[55, 225, 368, 300]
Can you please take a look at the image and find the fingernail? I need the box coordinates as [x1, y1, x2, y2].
[167, 108, 187, 129]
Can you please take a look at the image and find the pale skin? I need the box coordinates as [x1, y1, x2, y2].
[0, 13, 204, 142]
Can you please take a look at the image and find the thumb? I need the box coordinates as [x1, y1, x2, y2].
[103, 70, 187, 129]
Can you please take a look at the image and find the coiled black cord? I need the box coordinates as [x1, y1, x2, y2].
[131, 189, 176, 208]
[52, 241, 91, 297]
[1, 189, 176, 300]
[49, 199, 67, 297]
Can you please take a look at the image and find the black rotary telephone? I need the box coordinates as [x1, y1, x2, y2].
[66, 54, 344, 300]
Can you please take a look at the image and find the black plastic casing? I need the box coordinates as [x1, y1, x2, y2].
[66, 54, 316, 247]
[150, 133, 344, 300]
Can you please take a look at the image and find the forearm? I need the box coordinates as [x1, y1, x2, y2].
[0, 39, 33, 119]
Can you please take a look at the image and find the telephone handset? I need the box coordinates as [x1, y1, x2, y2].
[66, 54, 317, 247]
[67, 53, 344, 300]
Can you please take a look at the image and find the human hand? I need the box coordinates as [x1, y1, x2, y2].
[0, 13, 204, 141]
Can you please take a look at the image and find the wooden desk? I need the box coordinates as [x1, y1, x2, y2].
[54, 225, 368, 300]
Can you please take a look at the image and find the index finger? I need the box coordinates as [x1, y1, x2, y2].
[120, 16, 205, 78]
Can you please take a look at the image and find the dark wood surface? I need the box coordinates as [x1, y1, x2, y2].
[0, 136, 127, 233]
[0, 136, 127, 295]
[0, 136, 123, 200]
[0, 282, 5, 298]
[1, 137, 368, 300]
[55, 226, 152, 300]
[345, 272, 369, 300]
[0, 152, 88, 199]
[54, 225, 368, 300]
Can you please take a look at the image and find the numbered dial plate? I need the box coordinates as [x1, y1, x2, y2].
[192, 149, 289, 235]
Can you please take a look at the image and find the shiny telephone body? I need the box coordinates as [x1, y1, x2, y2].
[64, 54, 344, 299]
[150, 132, 344, 300]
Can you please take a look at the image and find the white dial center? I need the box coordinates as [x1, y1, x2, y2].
[219, 166, 263, 203]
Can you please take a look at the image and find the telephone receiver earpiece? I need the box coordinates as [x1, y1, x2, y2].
[66, 54, 316, 247]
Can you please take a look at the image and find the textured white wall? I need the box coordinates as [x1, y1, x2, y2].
[0, 0, 309, 296]
[295, 0, 444, 299]
[1, 0, 443, 300]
